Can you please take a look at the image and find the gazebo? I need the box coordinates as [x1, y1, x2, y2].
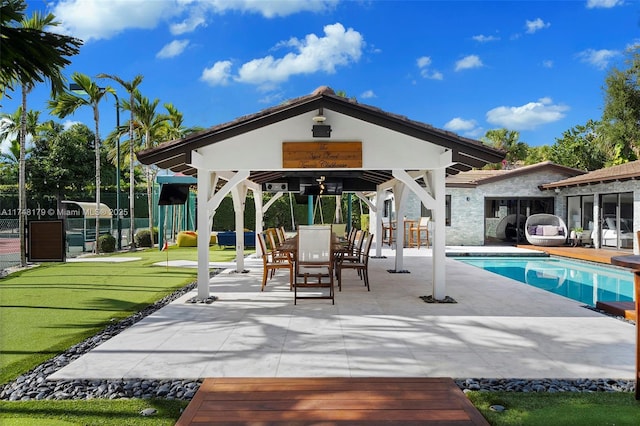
[137, 86, 505, 302]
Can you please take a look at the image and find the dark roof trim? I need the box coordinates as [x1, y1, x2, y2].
[137, 88, 505, 176]
[540, 160, 640, 189]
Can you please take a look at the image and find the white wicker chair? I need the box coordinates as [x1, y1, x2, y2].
[524, 214, 568, 246]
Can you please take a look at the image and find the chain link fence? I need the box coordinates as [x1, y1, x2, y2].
[0, 219, 20, 271]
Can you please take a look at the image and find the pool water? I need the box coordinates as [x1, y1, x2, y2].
[455, 256, 634, 307]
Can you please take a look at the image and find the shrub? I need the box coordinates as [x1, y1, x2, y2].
[134, 228, 159, 248]
[97, 234, 116, 253]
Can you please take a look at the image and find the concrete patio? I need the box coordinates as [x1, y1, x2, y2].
[49, 247, 636, 381]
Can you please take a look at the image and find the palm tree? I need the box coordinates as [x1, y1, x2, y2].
[97, 73, 143, 250]
[1, 0, 81, 96]
[0, 107, 37, 164]
[49, 72, 115, 253]
[131, 91, 169, 245]
[1, 3, 79, 266]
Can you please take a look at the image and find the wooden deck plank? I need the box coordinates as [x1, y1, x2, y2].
[516, 244, 627, 265]
[176, 377, 489, 426]
[596, 301, 637, 321]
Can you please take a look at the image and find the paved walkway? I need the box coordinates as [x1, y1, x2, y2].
[50, 247, 636, 380]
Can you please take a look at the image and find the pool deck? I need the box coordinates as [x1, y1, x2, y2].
[516, 244, 632, 265]
[49, 246, 636, 382]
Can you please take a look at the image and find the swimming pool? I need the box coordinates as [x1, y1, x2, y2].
[455, 256, 634, 307]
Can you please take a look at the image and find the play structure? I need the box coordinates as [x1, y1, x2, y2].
[62, 200, 113, 252]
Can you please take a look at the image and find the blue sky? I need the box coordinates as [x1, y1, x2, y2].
[1, 0, 637, 154]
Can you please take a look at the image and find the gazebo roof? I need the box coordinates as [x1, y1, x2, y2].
[137, 86, 505, 191]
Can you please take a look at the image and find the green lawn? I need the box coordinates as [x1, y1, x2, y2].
[0, 246, 240, 384]
[0, 399, 187, 425]
[468, 391, 640, 425]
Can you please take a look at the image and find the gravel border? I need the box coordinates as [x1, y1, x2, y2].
[1, 276, 636, 401]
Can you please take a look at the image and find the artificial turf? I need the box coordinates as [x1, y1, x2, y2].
[0, 399, 187, 425]
[0, 246, 240, 384]
[467, 390, 640, 425]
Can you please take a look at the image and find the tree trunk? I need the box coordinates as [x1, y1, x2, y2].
[94, 105, 101, 254]
[129, 123, 135, 250]
[19, 86, 27, 266]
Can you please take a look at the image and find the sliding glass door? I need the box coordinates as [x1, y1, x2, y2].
[484, 197, 554, 245]
[599, 192, 634, 250]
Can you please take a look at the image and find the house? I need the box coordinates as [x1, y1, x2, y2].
[541, 160, 640, 254]
[373, 160, 639, 255]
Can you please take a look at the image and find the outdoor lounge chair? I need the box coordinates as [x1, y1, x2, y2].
[294, 225, 334, 304]
[524, 214, 568, 246]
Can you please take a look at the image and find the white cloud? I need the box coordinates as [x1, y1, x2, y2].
[542, 59, 554, 68]
[201, 60, 233, 86]
[586, 0, 623, 9]
[472, 34, 500, 42]
[193, 0, 339, 18]
[444, 117, 477, 132]
[50, 0, 338, 41]
[576, 48, 621, 70]
[417, 56, 432, 68]
[486, 98, 569, 130]
[156, 39, 190, 59]
[52, 0, 177, 41]
[416, 56, 443, 80]
[63, 120, 82, 130]
[360, 90, 376, 99]
[525, 18, 550, 34]
[444, 117, 483, 137]
[454, 55, 483, 71]
[170, 13, 206, 35]
[258, 91, 285, 104]
[234, 23, 364, 85]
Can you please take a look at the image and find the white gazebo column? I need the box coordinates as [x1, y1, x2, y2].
[374, 187, 385, 257]
[231, 183, 248, 273]
[392, 182, 408, 273]
[431, 166, 447, 300]
[196, 169, 215, 300]
[253, 189, 265, 256]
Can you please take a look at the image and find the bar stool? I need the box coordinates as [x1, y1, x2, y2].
[409, 217, 430, 248]
[382, 221, 395, 246]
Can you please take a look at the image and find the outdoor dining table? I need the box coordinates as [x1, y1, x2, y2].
[277, 234, 349, 258]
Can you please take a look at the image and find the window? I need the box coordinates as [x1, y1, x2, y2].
[383, 199, 392, 218]
[445, 195, 451, 226]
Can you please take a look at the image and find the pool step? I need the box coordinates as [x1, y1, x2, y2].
[595, 301, 636, 321]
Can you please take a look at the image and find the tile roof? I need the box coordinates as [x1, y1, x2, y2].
[446, 161, 585, 187]
[540, 160, 640, 189]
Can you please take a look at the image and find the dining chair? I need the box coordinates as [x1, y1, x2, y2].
[276, 226, 287, 245]
[294, 224, 334, 304]
[341, 230, 367, 263]
[382, 220, 395, 246]
[337, 232, 373, 291]
[257, 232, 293, 291]
[409, 217, 430, 248]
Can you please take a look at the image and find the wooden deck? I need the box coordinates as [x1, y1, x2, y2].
[516, 244, 633, 265]
[176, 377, 489, 425]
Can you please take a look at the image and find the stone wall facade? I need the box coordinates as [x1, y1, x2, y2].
[372, 168, 638, 253]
